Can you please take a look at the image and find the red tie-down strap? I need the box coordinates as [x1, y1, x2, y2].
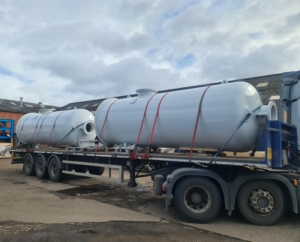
[47, 111, 65, 146]
[130, 94, 157, 160]
[33, 112, 51, 145]
[142, 92, 170, 159]
[27, 113, 51, 148]
[18, 115, 31, 142]
[189, 86, 211, 160]
[95, 100, 118, 156]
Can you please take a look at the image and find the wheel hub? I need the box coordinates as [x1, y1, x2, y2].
[249, 188, 274, 214]
[191, 192, 202, 203]
[184, 185, 211, 214]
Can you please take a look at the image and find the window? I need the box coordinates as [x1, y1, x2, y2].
[256, 82, 269, 87]
[269, 95, 280, 100]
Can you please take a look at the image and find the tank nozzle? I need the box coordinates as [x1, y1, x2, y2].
[257, 101, 278, 120]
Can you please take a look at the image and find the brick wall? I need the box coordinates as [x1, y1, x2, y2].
[0, 111, 24, 132]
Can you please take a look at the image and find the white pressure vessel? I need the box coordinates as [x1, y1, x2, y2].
[16, 109, 96, 147]
[94, 82, 277, 152]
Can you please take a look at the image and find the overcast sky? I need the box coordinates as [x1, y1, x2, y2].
[0, 0, 299, 107]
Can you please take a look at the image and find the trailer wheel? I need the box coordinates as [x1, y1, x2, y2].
[23, 153, 35, 176]
[237, 180, 286, 225]
[88, 167, 105, 175]
[174, 177, 221, 223]
[48, 157, 64, 182]
[74, 165, 88, 173]
[35, 155, 48, 179]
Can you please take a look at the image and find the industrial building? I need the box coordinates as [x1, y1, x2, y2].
[0, 98, 57, 132]
[58, 72, 289, 113]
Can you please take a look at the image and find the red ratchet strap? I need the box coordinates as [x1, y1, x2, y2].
[142, 92, 170, 159]
[47, 111, 65, 146]
[95, 100, 118, 156]
[130, 94, 157, 160]
[189, 86, 211, 160]
[34, 113, 51, 144]
[27, 115, 46, 148]
[18, 115, 31, 141]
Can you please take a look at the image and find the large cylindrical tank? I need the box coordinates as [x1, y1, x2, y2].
[16, 109, 96, 147]
[94, 82, 277, 152]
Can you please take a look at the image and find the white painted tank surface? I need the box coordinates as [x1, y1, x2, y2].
[16, 109, 96, 147]
[94, 82, 277, 152]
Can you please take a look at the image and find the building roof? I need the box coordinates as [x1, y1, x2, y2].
[0, 98, 58, 114]
[58, 71, 291, 112]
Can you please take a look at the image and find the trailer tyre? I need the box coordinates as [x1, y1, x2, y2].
[48, 157, 64, 182]
[23, 153, 35, 176]
[35, 155, 48, 179]
[174, 177, 221, 223]
[88, 167, 105, 175]
[74, 165, 88, 173]
[237, 180, 286, 226]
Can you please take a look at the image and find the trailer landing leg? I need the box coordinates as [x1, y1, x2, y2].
[127, 160, 137, 187]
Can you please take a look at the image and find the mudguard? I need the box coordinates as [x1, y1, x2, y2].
[165, 168, 230, 210]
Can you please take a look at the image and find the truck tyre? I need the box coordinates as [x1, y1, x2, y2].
[74, 165, 88, 173]
[237, 180, 286, 225]
[48, 156, 64, 182]
[174, 177, 221, 223]
[23, 153, 35, 176]
[35, 155, 48, 179]
[88, 167, 105, 175]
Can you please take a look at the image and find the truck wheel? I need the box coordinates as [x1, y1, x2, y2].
[35, 155, 48, 179]
[74, 165, 88, 173]
[48, 157, 64, 182]
[237, 180, 286, 225]
[23, 153, 35, 176]
[174, 177, 221, 223]
[88, 167, 105, 175]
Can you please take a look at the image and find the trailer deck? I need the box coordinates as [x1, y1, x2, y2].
[10, 147, 268, 168]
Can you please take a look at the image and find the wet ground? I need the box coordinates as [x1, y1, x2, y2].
[0, 221, 245, 242]
[58, 181, 164, 213]
[2, 159, 300, 242]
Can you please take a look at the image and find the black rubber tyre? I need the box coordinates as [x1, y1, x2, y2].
[35, 155, 48, 179]
[88, 167, 105, 175]
[174, 177, 221, 223]
[23, 153, 35, 176]
[74, 165, 88, 173]
[48, 156, 64, 182]
[237, 180, 286, 226]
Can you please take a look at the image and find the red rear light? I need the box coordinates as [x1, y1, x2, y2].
[162, 183, 166, 192]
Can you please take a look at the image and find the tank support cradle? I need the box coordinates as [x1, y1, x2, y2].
[127, 160, 137, 187]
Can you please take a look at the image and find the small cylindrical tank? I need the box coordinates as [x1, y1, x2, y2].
[94, 82, 277, 152]
[16, 109, 96, 147]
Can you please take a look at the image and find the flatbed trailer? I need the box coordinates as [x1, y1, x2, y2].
[9, 119, 300, 226]
[10, 71, 300, 226]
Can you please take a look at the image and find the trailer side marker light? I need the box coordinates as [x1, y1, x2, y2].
[267, 148, 272, 160]
[293, 179, 298, 186]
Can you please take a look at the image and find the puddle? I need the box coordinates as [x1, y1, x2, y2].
[59, 184, 119, 196]
[57, 182, 165, 212]
[13, 181, 27, 185]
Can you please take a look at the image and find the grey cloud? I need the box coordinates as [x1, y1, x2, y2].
[91, 32, 127, 55]
[201, 42, 300, 81]
[60, 57, 183, 97]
